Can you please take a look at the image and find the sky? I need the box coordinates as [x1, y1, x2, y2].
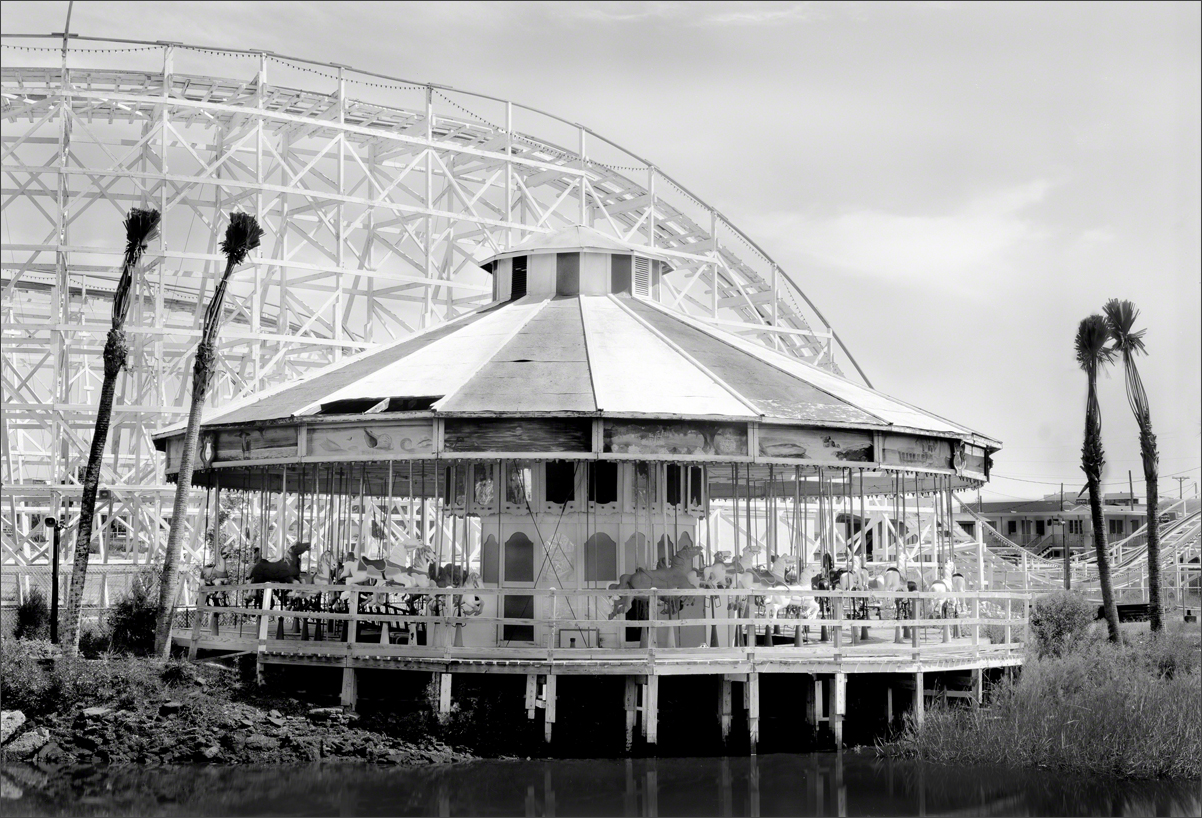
[3, 0, 1200, 503]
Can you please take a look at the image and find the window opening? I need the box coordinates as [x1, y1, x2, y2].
[511, 255, 528, 300]
[545, 461, 576, 505]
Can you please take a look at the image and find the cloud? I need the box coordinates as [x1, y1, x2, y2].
[758, 180, 1055, 294]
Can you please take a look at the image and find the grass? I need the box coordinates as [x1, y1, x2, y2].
[884, 624, 1202, 779]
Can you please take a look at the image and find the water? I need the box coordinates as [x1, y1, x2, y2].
[4, 753, 1199, 817]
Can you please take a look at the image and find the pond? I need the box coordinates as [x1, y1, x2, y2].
[4, 753, 1200, 817]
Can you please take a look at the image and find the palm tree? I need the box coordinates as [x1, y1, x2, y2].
[62, 208, 160, 655]
[154, 212, 263, 657]
[1104, 299, 1162, 632]
[1076, 314, 1120, 642]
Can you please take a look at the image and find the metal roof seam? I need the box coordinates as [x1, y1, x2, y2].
[428, 296, 552, 413]
[150, 301, 500, 438]
[575, 295, 602, 414]
[606, 293, 765, 419]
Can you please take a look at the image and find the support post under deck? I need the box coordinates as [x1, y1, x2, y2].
[544, 674, 557, 743]
[719, 676, 733, 743]
[340, 666, 358, 711]
[745, 671, 760, 754]
[624, 676, 638, 750]
[914, 671, 925, 727]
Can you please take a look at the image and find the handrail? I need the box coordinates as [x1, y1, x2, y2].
[0, 32, 873, 385]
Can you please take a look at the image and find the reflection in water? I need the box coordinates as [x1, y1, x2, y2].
[4, 753, 1200, 817]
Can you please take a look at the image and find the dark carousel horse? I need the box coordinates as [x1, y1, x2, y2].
[248, 541, 310, 610]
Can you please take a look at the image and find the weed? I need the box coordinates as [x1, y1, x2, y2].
[14, 589, 51, 641]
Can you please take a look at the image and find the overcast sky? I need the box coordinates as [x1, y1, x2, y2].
[4, 1, 1200, 503]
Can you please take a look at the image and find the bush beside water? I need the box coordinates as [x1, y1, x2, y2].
[888, 593, 1201, 779]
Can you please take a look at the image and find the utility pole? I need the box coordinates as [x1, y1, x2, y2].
[1174, 477, 1187, 500]
[1128, 470, 1135, 509]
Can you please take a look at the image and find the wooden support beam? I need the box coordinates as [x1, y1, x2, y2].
[914, 671, 924, 727]
[719, 676, 733, 743]
[645, 675, 659, 745]
[526, 673, 538, 720]
[438, 671, 452, 719]
[972, 668, 983, 708]
[624, 676, 638, 751]
[832, 671, 846, 747]
[340, 666, 358, 711]
[746, 671, 760, 754]
[886, 683, 893, 726]
[805, 675, 818, 737]
[543, 674, 557, 744]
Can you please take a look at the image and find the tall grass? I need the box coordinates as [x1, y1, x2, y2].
[888, 633, 1201, 779]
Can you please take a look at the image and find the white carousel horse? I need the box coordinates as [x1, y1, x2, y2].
[928, 558, 960, 625]
[702, 551, 735, 588]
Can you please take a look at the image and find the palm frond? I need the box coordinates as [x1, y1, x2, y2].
[123, 208, 162, 268]
[1074, 314, 1115, 371]
[219, 211, 264, 268]
[1102, 298, 1146, 356]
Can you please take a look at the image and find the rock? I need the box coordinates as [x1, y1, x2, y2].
[74, 735, 99, 751]
[3, 727, 49, 758]
[0, 773, 22, 801]
[266, 715, 286, 727]
[245, 734, 279, 751]
[1, 711, 26, 744]
[35, 742, 65, 766]
[202, 745, 222, 760]
[268, 709, 282, 719]
[159, 701, 183, 716]
[307, 707, 343, 723]
[81, 706, 113, 720]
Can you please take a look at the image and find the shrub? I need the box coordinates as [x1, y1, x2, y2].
[886, 635, 1202, 779]
[77, 625, 112, 659]
[0, 639, 54, 712]
[14, 588, 51, 640]
[107, 573, 159, 656]
[1029, 590, 1094, 657]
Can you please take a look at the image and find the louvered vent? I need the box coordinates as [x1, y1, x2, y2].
[632, 256, 651, 297]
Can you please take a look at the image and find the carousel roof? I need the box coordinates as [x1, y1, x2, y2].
[157, 291, 997, 448]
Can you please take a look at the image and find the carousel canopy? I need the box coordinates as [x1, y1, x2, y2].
[154, 226, 998, 481]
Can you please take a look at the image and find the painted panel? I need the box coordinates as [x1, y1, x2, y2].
[880, 434, 953, 471]
[444, 418, 591, 453]
[215, 426, 299, 462]
[604, 420, 748, 456]
[307, 422, 434, 457]
[757, 426, 874, 462]
[955, 443, 988, 480]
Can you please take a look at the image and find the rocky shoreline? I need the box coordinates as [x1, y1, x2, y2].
[1, 653, 476, 803]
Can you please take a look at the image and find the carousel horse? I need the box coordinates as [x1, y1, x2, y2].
[198, 546, 232, 607]
[928, 559, 961, 634]
[702, 551, 736, 588]
[608, 544, 703, 619]
[248, 541, 310, 608]
[428, 566, 484, 617]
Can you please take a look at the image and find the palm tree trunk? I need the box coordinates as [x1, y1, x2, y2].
[1089, 474, 1121, 642]
[1143, 428, 1162, 631]
[152, 342, 213, 657]
[61, 328, 126, 652]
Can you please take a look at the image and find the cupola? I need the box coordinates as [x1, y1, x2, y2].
[479, 225, 675, 301]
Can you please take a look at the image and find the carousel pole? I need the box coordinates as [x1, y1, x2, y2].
[385, 460, 394, 560]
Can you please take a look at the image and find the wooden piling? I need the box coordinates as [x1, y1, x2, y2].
[719, 676, 733, 743]
[914, 671, 924, 727]
[438, 672, 453, 720]
[745, 671, 760, 754]
[625, 676, 638, 750]
[645, 675, 658, 745]
[832, 671, 846, 746]
[340, 666, 358, 710]
[525, 673, 538, 720]
[543, 674, 556, 743]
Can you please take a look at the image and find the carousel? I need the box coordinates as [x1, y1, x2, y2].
[155, 224, 1000, 655]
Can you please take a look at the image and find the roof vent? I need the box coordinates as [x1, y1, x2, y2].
[633, 255, 651, 297]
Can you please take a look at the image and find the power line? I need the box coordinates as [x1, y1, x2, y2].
[988, 465, 1200, 488]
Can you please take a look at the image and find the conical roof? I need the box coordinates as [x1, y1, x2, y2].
[164, 292, 997, 449]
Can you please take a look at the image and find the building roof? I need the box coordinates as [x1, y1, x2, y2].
[156, 292, 999, 449]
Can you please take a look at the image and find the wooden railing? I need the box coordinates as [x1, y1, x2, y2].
[178, 583, 1031, 668]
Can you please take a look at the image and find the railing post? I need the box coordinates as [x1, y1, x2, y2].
[351, 589, 363, 644]
[548, 587, 558, 659]
[971, 594, 980, 657]
[648, 589, 658, 654]
[832, 595, 842, 650]
[255, 584, 272, 686]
